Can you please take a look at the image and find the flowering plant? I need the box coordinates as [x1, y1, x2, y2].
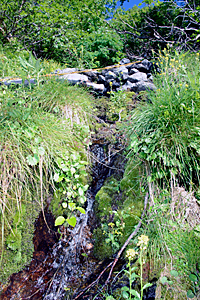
[121, 235, 152, 300]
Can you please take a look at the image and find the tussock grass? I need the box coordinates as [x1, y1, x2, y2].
[0, 50, 94, 280]
[123, 50, 200, 298]
[127, 50, 200, 188]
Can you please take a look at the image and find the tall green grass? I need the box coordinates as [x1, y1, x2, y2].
[0, 49, 94, 281]
[122, 50, 200, 299]
[126, 50, 200, 189]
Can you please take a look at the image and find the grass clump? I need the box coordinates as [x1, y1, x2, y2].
[122, 49, 200, 299]
[0, 50, 94, 281]
[126, 50, 200, 190]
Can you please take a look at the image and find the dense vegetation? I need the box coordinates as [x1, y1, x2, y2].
[0, 0, 200, 299]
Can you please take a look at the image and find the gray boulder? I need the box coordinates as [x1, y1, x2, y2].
[121, 73, 129, 81]
[112, 81, 121, 89]
[131, 63, 148, 73]
[98, 75, 106, 84]
[81, 70, 99, 81]
[119, 58, 130, 65]
[105, 71, 117, 81]
[128, 72, 147, 83]
[57, 68, 78, 75]
[129, 68, 139, 75]
[86, 82, 105, 93]
[136, 81, 156, 92]
[112, 66, 128, 76]
[120, 81, 137, 91]
[141, 59, 153, 72]
[60, 73, 88, 84]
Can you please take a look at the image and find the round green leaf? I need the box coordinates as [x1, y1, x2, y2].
[160, 276, 168, 284]
[189, 274, 198, 282]
[37, 146, 45, 156]
[76, 207, 86, 214]
[68, 202, 76, 210]
[66, 216, 77, 227]
[26, 154, 39, 166]
[78, 187, 84, 196]
[55, 216, 65, 226]
[170, 270, 179, 277]
[187, 290, 195, 298]
[62, 202, 67, 208]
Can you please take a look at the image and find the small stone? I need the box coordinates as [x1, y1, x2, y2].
[129, 68, 139, 75]
[119, 58, 130, 65]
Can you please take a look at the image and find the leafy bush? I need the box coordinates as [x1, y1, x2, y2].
[112, 0, 200, 58]
[0, 0, 125, 66]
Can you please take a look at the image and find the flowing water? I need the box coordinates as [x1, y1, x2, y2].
[0, 141, 156, 300]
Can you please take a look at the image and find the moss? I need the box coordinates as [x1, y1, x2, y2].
[0, 195, 40, 283]
[93, 161, 145, 260]
[93, 227, 113, 260]
[95, 177, 120, 218]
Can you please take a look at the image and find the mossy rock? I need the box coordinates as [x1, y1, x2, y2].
[93, 161, 145, 260]
[93, 227, 113, 260]
[0, 196, 40, 283]
[6, 229, 22, 251]
[95, 177, 120, 220]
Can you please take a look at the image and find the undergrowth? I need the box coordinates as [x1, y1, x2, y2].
[121, 49, 200, 299]
[0, 49, 94, 282]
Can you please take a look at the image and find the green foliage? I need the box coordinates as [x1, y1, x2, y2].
[54, 201, 86, 228]
[112, 1, 200, 57]
[0, 0, 125, 66]
[107, 86, 135, 122]
[0, 50, 94, 281]
[94, 162, 145, 259]
[125, 50, 200, 188]
[109, 236, 151, 300]
[0, 47, 60, 78]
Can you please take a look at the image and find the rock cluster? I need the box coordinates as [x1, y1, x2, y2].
[0, 58, 158, 94]
[57, 58, 157, 95]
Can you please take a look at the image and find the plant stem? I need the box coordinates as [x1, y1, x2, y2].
[140, 250, 143, 300]
[129, 259, 132, 300]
